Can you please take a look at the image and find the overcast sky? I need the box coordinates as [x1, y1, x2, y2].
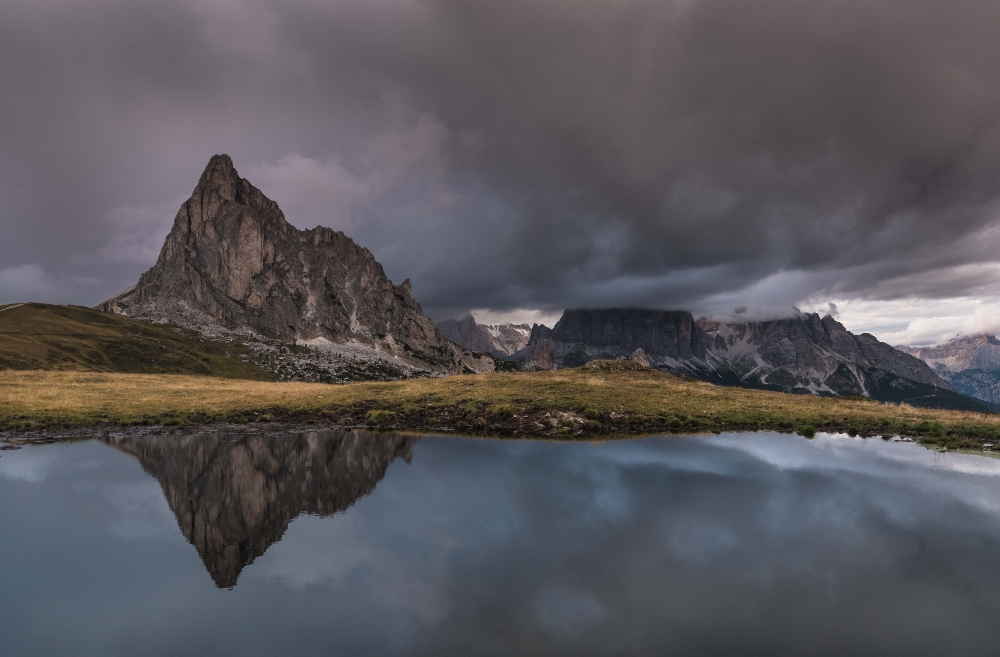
[3, 0, 1000, 345]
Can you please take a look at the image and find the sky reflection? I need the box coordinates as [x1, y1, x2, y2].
[2, 431, 1000, 656]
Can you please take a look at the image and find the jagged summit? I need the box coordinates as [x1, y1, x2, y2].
[435, 314, 532, 357]
[899, 333, 1000, 404]
[898, 333, 1000, 374]
[98, 155, 492, 376]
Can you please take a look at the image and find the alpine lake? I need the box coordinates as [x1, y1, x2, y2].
[3, 429, 1000, 656]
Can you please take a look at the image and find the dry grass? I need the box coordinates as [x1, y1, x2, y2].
[3, 361, 1000, 448]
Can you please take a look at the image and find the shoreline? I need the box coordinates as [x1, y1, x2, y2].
[4, 364, 1000, 451]
[0, 408, 988, 452]
[3, 422, 996, 460]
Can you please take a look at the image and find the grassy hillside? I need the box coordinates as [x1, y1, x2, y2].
[0, 303, 270, 379]
[3, 361, 1000, 450]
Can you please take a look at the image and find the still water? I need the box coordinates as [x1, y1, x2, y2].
[2, 430, 1000, 656]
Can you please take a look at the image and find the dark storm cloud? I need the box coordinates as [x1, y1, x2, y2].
[3, 0, 1000, 319]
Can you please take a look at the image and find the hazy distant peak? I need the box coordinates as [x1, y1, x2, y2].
[898, 332, 1000, 405]
[436, 315, 532, 357]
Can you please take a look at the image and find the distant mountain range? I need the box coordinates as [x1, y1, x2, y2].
[445, 310, 992, 411]
[435, 315, 531, 357]
[97, 155, 493, 380]
[898, 334, 1000, 405]
[79, 155, 1000, 411]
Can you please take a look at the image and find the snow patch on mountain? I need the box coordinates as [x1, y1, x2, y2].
[436, 315, 533, 357]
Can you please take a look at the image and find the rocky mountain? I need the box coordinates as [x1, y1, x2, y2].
[513, 308, 992, 411]
[435, 315, 532, 357]
[97, 154, 492, 380]
[103, 429, 417, 588]
[898, 334, 1000, 405]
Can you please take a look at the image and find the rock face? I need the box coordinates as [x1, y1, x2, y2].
[514, 308, 991, 411]
[701, 313, 952, 392]
[899, 334, 1000, 404]
[520, 323, 556, 370]
[103, 430, 417, 588]
[630, 348, 651, 368]
[98, 155, 492, 376]
[435, 315, 532, 357]
[522, 309, 713, 369]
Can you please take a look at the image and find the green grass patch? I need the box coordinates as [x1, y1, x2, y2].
[365, 409, 396, 426]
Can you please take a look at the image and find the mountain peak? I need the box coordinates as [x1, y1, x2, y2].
[195, 153, 240, 196]
[203, 152, 236, 175]
[950, 332, 1000, 346]
[901, 332, 1000, 405]
[436, 314, 533, 357]
[97, 155, 493, 376]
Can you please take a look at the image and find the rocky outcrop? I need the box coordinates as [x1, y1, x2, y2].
[103, 429, 417, 588]
[435, 315, 532, 358]
[520, 323, 555, 370]
[899, 334, 1000, 404]
[514, 308, 990, 410]
[630, 348, 651, 368]
[97, 155, 492, 376]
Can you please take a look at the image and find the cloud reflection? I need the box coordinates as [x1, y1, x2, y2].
[4, 432, 1000, 656]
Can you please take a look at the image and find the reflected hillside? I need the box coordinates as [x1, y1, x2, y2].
[103, 430, 418, 588]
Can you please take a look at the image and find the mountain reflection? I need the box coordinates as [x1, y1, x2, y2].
[103, 430, 418, 588]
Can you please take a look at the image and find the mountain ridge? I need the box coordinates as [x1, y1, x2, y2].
[508, 308, 990, 411]
[898, 333, 1000, 405]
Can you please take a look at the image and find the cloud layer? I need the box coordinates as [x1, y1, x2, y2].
[3, 0, 1000, 341]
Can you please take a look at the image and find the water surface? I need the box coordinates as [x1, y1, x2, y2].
[2, 430, 1000, 656]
